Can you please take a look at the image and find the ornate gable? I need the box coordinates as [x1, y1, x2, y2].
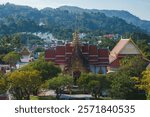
[120, 40, 141, 55]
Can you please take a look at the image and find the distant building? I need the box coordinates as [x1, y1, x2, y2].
[16, 47, 33, 69]
[108, 38, 143, 72]
[103, 34, 119, 40]
[45, 32, 109, 74]
[20, 47, 32, 63]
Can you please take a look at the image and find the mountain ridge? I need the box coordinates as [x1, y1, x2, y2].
[58, 5, 150, 33]
[0, 3, 148, 39]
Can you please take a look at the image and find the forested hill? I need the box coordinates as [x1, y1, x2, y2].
[59, 6, 150, 33]
[0, 3, 148, 39]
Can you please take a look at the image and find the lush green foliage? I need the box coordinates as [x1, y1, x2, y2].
[48, 74, 73, 99]
[77, 73, 109, 99]
[0, 3, 143, 40]
[97, 37, 118, 50]
[0, 35, 21, 54]
[21, 58, 61, 81]
[107, 72, 141, 99]
[2, 51, 20, 66]
[8, 70, 42, 100]
[120, 56, 148, 77]
[0, 72, 8, 94]
[139, 70, 150, 99]
[108, 56, 148, 99]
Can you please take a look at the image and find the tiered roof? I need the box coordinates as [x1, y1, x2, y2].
[45, 49, 55, 61]
[45, 32, 109, 72]
[98, 49, 109, 66]
[45, 44, 109, 71]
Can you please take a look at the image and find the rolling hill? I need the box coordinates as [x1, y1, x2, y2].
[0, 3, 149, 39]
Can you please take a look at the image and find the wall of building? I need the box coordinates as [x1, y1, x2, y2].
[89, 65, 107, 74]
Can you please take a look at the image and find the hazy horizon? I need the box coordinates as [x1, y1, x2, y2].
[0, 0, 150, 21]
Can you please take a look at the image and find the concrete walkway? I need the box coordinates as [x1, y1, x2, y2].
[38, 90, 93, 99]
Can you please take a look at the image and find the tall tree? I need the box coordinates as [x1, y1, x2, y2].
[48, 74, 73, 99]
[138, 70, 150, 99]
[2, 51, 20, 67]
[8, 70, 42, 100]
[108, 71, 141, 99]
[120, 56, 148, 77]
[0, 72, 8, 94]
[23, 58, 61, 81]
[77, 73, 109, 99]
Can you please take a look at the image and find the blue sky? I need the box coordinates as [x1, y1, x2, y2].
[0, 0, 150, 20]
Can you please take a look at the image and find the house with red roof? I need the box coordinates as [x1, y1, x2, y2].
[45, 32, 109, 74]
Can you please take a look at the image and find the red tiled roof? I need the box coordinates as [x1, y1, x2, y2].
[82, 45, 89, 53]
[109, 54, 116, 63]
[89, 56, 98, 60]
[45, 49, 55, 59]
[99, 59, 109, 63]
[112, 39, 130, 55]
[98, 49, 109, 57]
[66, 44, 73, 53]
[56, 46, 65, 55]
[55, 57, 65, 60]
[103, 34, 115, 38]
[89, 45, 98, 55]
[45, 44, 110, 67]
[109, 39, 130, 64]
[111, 39, 130, 56]
[109, 39, 143, 64]
[109, 58, 120, 68]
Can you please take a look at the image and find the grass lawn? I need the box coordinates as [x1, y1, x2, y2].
[30, 95, 56, 100]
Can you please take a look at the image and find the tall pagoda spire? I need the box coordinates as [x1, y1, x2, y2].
[69, 32, 89, 73]
[72, 31, 80, 47]
[68, 31, 89, 85]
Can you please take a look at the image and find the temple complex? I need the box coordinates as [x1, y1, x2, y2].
[45, 32, 109, 74]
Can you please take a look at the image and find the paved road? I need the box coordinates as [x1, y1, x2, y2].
[39, 90, 93, 99]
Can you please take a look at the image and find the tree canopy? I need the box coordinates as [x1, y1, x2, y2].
[120, 56, 148, 77]
[21, 58, 61, 81]
[48, 74, 73, 99]
[77, 73, 109, 99]
[8, 70, 42, 100]
[0, 72, 8, 94]
[2, 51, 20, 67]
[138, 70, 150, 99]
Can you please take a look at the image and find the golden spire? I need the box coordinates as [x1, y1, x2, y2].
[72, 32, 80, 47]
